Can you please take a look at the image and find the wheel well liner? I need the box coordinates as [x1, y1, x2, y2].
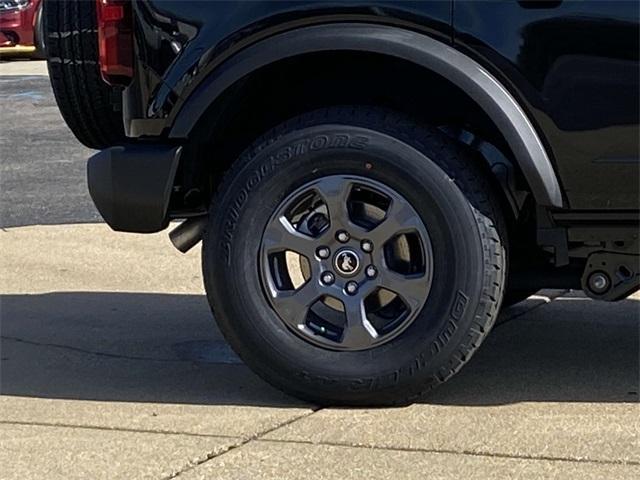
[169, 23, 563, 208]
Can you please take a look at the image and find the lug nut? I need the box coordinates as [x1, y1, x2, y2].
[345, 281, 359, 295]
[336, 231, 350, 243]
[316, 246, 330, 259]
[321, 272, 335, 286]
[361, 240, 373, 253]
[365, 265, 377, 278]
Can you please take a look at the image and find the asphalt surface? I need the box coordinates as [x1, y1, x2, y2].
[0, 61, 99, 227]
[1, 61, 639, 479]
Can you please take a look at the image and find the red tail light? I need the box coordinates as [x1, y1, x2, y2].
[96, 0, 133, 86]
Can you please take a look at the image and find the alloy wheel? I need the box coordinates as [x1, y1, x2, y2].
[260, 175, 433, 351]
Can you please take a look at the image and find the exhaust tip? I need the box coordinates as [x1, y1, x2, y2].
[169, 216, 208, 253]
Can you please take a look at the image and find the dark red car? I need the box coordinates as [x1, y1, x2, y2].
[0, 0, 44, 57]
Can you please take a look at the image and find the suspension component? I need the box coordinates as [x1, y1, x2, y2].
[581, 252, 639, 301]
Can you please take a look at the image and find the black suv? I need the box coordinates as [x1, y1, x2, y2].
[45, 1, 639, 405]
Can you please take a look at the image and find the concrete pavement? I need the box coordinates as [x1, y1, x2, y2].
[0, 59, 48, 76]
[1, 224, 638, 479]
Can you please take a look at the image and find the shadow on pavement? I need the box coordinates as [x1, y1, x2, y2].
[0, 292, 638, 406]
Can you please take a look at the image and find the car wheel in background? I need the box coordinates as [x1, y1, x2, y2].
[43, 0, 126, 148]
[32, 1, 46, 59]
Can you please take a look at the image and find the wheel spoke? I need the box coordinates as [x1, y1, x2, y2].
[314, 177, 353, 231]
[270, 281, 321, 329]
[367, 198, 423, 246]
[263, 215, 315, 258]
[377, 270, 428, 312]
[340, 297, 378, 349]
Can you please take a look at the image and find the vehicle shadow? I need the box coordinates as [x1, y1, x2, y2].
[0, 292, 638, 406]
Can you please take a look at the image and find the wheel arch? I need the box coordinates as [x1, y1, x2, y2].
[169, 23, 563, 208]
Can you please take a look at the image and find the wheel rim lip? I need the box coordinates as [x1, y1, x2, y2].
[259, 174, 434, 352]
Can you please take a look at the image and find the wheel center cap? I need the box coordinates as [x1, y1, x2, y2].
[334, 249, 360, 277]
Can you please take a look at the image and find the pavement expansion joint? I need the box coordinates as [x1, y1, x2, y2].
[257, 437, 640, 467]
[0, 420, 239, 440]
[164, 408, 322, 479]
[494, 289, 569, 330]
[1, 335, 205, 364]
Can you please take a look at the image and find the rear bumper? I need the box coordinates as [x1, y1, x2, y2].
[87, 144, 181, 233]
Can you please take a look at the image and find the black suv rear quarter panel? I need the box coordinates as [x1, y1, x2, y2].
[128, 0, 451, 125]
[455, 0, 639, 210]
[128, 0, 639, 211]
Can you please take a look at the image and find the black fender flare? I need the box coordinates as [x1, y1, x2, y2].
[169, 23, 563, 208]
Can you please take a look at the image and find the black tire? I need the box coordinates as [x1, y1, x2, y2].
[32, 2, 46, 60]
[202, 107, 506, 405]
[44, 0, 126, 149]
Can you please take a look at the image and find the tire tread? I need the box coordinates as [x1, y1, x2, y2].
[44, 0, 125, 149]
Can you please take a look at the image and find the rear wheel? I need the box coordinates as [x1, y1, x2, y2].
[44, 0, 126, 148]
[202, 107, 506, 405]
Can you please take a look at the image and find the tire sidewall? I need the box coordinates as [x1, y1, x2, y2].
[204, 123, 488, 400]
